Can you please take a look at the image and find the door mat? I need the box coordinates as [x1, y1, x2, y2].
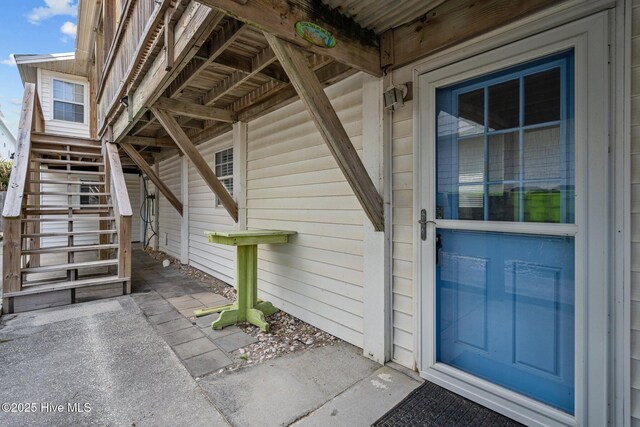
[372, 380, 524, 427]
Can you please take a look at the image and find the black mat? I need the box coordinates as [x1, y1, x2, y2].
[372, 381, 524, 427]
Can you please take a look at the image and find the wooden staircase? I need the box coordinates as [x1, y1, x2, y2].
[2, 83, 132, 313]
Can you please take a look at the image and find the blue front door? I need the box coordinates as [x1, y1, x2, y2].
[434, 51, 576, 414]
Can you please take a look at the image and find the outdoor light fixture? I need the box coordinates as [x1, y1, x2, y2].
[384, 84, 410, 111]
[120, 95, 129, 108]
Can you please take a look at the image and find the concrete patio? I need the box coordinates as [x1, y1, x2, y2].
[0, 246, 421, 426]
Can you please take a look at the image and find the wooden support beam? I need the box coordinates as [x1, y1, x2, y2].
[166, 19, 246, 98]
[122, 136, 176, 148]
[154, 97, 235, 122]
[214, 53, 289, 83]
[3, 219, 21, 312]
[196, 0, 382, 77]
[266, 34, 384, 231]
[187, 60, 351, 147]
[119, 215, 132, 293]
[385, 0, 560, 70]
[202, 45, 278, 106]
[120, 142, 184, 216]
[151, 107, 239, 222]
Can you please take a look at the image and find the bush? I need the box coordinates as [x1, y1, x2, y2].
[0, 159, 12, 191]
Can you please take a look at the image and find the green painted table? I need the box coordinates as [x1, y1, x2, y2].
[205, 229, 297, 332]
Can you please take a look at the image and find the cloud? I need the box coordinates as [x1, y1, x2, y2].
[9, 98, 22, 106]
[27, 0, 77, 24]
[60, 21, 77, 39]
[1, 55, 16, 67]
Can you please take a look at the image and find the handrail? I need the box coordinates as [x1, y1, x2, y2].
[3, 83, 37, 218]
[105, 141, 133, 217]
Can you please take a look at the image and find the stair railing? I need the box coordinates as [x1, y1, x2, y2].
[103, 130, 132, 293]
[2, 83, 43, 306]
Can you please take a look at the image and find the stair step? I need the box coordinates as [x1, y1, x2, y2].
[21, 259, 118, 274]
[30, 169, 104, 176]
[30, 179, 106, 186]
[5, 275, 127, 298]
[22, 243, 119, 255]
[31, 133, 101, 148]
[26, 192, 111, 196]
[22, 229, 117, 238]
[22, 217, 116, 223]
[38, 159, 101, 167]
[32, 148, 103, 158]
[24, 209, 111, 215]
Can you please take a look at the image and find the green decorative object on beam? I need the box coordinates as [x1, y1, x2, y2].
[295, 21, 337, 48]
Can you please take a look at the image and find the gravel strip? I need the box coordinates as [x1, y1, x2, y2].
[143, 248, 341, 373]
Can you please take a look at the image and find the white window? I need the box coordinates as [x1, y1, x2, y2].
[53, 79, 85, 123]
[214, 147, 233, 205]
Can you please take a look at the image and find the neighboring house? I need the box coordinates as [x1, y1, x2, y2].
[5, 0, 639, 425]
[0, 114, 16, 160]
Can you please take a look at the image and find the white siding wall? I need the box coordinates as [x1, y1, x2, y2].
[125, 173, 141, 242]
[38, 69, 90, 138]
[390, 82, 415, 368]
[40, 171, 101, 248]
[158, 155, 182, 258]
[246, 74, 365, 347]
[631, 1, 640, 423]
[188, 132, 237, 283]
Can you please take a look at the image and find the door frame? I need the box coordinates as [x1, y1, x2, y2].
[413, 13, 609, 426]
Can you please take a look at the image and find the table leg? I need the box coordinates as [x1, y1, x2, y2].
[212, 245, 274, 331]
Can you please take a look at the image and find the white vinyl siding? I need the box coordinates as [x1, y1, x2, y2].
[125, 173, 141, 242]
[631, 1, 640, 423]
[246, 73, 365, 347]
[188, 132, 237, 284]
[158, 155, 182, 259]
[38, 69, 90, 138]
[390, 65, 415, 368]
[40, 171, 101, 248]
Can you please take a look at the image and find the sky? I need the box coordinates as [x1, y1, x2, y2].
[0, 0, 79, 138]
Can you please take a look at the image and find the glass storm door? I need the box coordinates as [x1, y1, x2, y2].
[433, 51, 575, 414]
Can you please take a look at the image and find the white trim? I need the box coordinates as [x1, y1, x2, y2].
[233, 121, 247, 231]
[14, 52, 75, 65]
[362, 73, 392, 363]
[181, 155, 189, 264]
[413, 13, 609, 426]
[611, 1, 631, 425]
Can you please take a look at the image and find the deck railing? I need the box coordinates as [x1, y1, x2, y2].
[103, 131, 133, 292]
[2, 83, 44, 299]
[97, 0, 168, 132]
